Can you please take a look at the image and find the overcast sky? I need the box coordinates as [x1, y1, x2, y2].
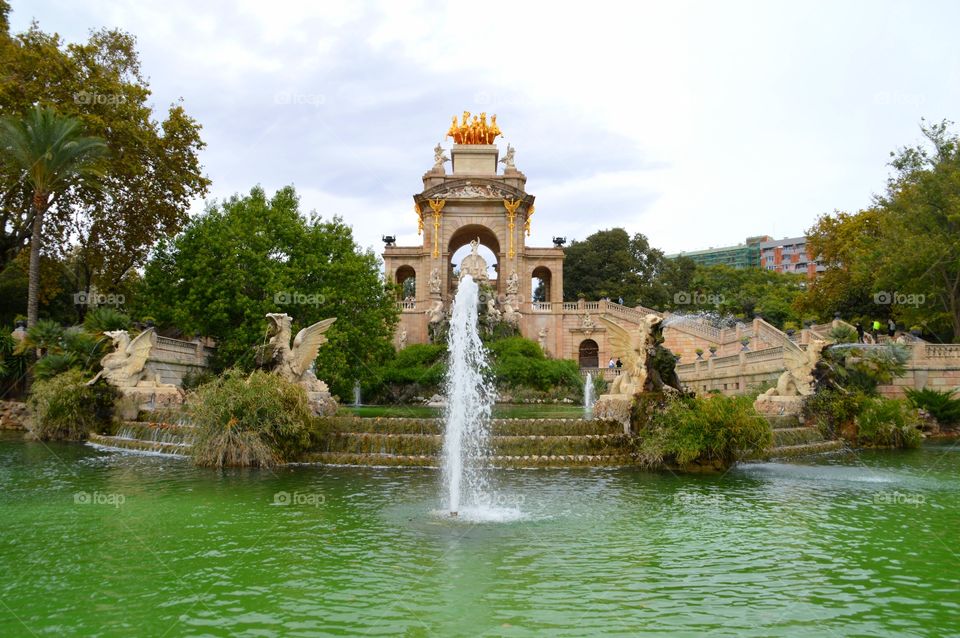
[10, 0, 960, 256]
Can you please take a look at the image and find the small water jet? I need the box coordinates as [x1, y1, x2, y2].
[584, 372, 595, 415]
[441, 275, 494, 517]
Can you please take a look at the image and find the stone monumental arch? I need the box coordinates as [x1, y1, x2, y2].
[383, 113, 565, 349]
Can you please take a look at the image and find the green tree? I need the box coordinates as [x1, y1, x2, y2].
[799, 120, 960, 340]
[137, 186, 399, 400]
[0, 106, 105, 326]
[0, 7, 209, 311]
[562, 228, 666, 305]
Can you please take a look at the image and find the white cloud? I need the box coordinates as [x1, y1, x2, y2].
[10, 0, 960, 257]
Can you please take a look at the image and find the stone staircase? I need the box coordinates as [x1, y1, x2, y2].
[88, 421, 194, 456]
[762, 414, 845, 459]
[302, 417, 634, 468]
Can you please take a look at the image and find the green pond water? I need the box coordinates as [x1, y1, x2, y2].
[1, 431, 958, 637]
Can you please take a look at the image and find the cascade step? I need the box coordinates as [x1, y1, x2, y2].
[772, 427, 827, 447]
[322, 432, 630, 457]
[764, 414, 804, 429]
[320, 417, 622, 437]
[769, 440, 846, 459]
[89, 432, 191, 456]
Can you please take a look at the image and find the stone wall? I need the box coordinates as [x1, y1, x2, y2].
[148, 335, 215, 386]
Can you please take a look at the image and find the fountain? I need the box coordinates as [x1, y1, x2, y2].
[441, 275, 494, 517]
[584, 372, 595, 415]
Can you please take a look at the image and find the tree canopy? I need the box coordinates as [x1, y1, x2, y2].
[136, 185, 399, 400]
[799, 120, 960, 341]
[0, 4, 209, 322]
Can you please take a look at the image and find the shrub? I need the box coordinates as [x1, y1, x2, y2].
[638, 395, 772, 467]
[828, 325, 859, 344]
[181, 368, 217, 392]
[27, 369, 119, 440]
[83, 307, 130, 334]
[803, 388, 865, 438]
[189, 369, 314, 467]
[819, 343, 909, 395]
[488, 337, 581, 394]
[904, 387, 960, 427]
[856, 397, 922, 448]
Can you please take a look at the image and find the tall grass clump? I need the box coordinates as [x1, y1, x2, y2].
[856, 397, 922, 448]
[189, 369, 314, 468]
[637, 395, 772, 468]
[27, 369, 119, 440]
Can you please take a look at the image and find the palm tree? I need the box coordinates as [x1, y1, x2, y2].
[0, 106, 106, 327]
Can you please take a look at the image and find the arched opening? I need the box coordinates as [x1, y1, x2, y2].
[578, 339, 599, 368]
[447, 224, 501, 293]
[395, 265, 416, 300]
[531, 266, 552, 302]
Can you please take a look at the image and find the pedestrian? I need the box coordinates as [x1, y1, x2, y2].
[615, 358, 622, 375]
[887, 318, 896, 338]
[608, 357, 615, 371]
[872, 319, 881, 341]
[855, 322, 864, 343]
[618, 296, 624, 305]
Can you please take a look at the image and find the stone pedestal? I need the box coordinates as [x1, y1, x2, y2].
[307, 391, 338, 417]
[753, 394, 805, 417]
[451, 144, 499, 174]
[593, 395, 633, 434]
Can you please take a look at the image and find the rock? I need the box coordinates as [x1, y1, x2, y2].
[0, 400, 29, 430]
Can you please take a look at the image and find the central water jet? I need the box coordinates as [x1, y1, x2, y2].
[441, 275, 494, 517]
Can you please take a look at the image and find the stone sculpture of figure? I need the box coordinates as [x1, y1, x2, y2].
[398, 328, 407, 350]
[763, 339, 826, 398]
[429, 267, 442, 294]
[426, 299, 445, 324]
[432, 143, 449, 170]
[485, 294, 501, 321]
[499, 144, 516, 169]
[459, 238, 489, 282]
[581, 313, 597, 330]
[598, 314, 664, 397]
[538, 326, 548, 351]
[506, 270, 520, 295]
[502, 295, 521, 327]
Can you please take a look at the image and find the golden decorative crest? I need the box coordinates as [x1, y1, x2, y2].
[414, 202, 423, 235]
[446, 111, 502, 145]
[525, 205, 534, 236]
[428, 199, 446, 257]
[503, 198, 522, 258]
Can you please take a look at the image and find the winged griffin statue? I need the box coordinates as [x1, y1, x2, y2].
[258, 313, 338, 415]
[599, 314, 683, 396]
[762, 339, 825, 398]
[88, 328, 184, 411]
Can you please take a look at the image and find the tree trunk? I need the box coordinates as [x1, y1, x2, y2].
[26, 202, 43, 328]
